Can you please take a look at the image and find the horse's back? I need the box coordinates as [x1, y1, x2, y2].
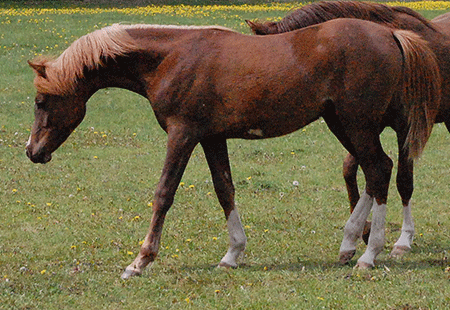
[432, 12, 450, 37]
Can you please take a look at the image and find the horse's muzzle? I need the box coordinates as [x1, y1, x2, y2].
[26, 147, 52, 164]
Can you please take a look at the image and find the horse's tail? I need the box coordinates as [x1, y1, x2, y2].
[393, 29, 441, 160]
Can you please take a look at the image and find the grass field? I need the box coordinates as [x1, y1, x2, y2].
[1, 1, 450, 309]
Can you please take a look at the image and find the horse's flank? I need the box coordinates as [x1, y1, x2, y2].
[30, 24, 234, 96]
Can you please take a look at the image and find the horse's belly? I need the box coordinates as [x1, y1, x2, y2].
[224, 111, 321, 140]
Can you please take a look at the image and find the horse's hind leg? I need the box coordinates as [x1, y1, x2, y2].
[339, 131, 393, 268]
[391, 142, 415, 257]
[339, 189, 373, 264]
[202, 137, 247, 268]
[343, 153, 371, 244]
[121, 127, 197, 279]
[323, 114, 375, 260]
[354, 148, 393, 268]
[391, 200, 414, 256]
[343, 153, 360, 211]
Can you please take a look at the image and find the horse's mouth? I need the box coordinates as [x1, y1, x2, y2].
[26, 148, 52, 164]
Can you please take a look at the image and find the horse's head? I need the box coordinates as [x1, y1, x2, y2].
[26, 61, 87, 164]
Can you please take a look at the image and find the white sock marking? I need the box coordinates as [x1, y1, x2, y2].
[219, 208, 247, 267]
[357, 201, 386, 266]
[340, 190, 373, 253]
[393, 201, 414, 250]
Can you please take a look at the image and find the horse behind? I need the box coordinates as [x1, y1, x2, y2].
[26, 20, 440, 279]
[248, 0, 450, 260]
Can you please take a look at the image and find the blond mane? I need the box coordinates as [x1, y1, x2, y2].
[31, 24, 141, 95]
[31, 24, 234, 95]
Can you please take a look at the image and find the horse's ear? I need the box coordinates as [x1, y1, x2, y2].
[245, 20, 257, 33]
[28, 60, 47, 78]
[245, 20, 265, 35]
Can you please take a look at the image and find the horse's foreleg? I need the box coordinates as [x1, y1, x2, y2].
[121, 127, 197, 279]
[391, 148, 415, 256]
[202, 137, 247, 268]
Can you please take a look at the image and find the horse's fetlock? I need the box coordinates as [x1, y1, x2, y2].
[234, 238, 247, 252]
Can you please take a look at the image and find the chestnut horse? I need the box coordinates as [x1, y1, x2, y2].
[26, 21, 440, 278]
[248, 0, 450, 261]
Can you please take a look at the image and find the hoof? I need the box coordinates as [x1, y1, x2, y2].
[339, 250, 356, 265]
[390, 245, 410, 257]
[362, 221, 371, 245]
[217, 261, 237, 269]
[354, 261, 374, 269]
[121, 266, 142, 280]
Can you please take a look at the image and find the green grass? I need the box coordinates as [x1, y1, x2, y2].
[1, 2, 450, 309]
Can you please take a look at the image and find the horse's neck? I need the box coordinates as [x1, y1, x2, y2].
[127, 26, 201, 52]
[86, 26, 236, 100]
[82, 28, 197, 97]
[83, 58, 147, 97]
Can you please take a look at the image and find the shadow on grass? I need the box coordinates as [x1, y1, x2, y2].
[176, 259, 348, 275]
[174, 253, 448, 276]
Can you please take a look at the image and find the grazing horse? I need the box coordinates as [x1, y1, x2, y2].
[26, 20, 440, 278]
[248, 0, 450, 261]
